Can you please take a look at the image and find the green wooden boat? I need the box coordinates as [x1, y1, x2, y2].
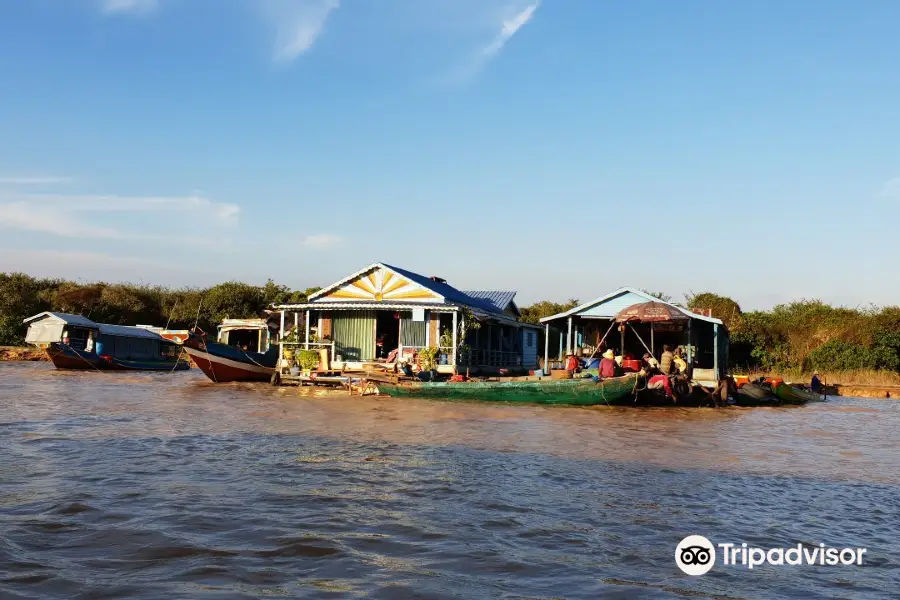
[377, 374, 638, 406]
[734, 383, 783, 407]
[774, 382, 826, 404]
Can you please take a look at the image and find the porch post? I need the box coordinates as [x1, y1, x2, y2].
[713, 323, 719, 380]
[687, 320, 693, 364]
[451, 310, 458, 369]
[544, 323, 549, 374]
[279, 309, 285, 366]
[304, 310, 310, 349]
[567, 317, 573, 355]
[398, 313, 404, 359]
[558, 328, 563, 360]
[424, 310, 430, 347]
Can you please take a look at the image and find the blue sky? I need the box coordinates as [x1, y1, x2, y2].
[0, 0, 897, 310]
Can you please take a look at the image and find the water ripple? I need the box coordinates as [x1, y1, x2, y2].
[1, 362, 898, 599]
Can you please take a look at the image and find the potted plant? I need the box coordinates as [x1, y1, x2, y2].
[417, 346, 440, 373]
[438, 330, 454, 365]
[298, 349, 320, 376]
[282, 328, 299, 362]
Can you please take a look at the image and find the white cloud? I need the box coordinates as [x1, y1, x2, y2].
[434, 1, 540, 85]
[482, 2, 539, 57]
[0, 175, 71, 185]
[0, 202, 125, 239]
[302, 233, 343, 249]
[2, 192, 240, 226]
[263, 0, 340, 62]
[877, 177, 900, 200]
[101, 0, 158, 16]
[0, 191, 240, 244]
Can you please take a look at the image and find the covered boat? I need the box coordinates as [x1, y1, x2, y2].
[377, 374, 638, 406]
[182, 319, 279, 382]
[24, 312, 189, 372]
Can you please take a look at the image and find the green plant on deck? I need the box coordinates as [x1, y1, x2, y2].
[298, 349, 320, 371]
[438, 329, 454, 351]
[417, 346, 440, 371]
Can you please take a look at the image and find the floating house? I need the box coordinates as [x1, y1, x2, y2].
[539, 287, 728, 384]
[273, 263, 542, 374]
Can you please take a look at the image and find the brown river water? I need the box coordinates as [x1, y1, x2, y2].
[1, 362, 898, 599]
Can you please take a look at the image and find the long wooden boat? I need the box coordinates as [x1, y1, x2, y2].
[774, 382, 826, 404]
[182, 330, 278, 383]
[46, 342, 189, 372]
[377, 374, 638, 406]
[24, 312, 189, 372]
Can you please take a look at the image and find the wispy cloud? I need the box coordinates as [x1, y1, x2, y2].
[302, 233, 343, 249]
[262, 0, 340, 62]
[101, 0, 159, 16]
[0, 191, 240, 242]
[0, 202, 125, 239]
[876, 177, 900, 200]
[11, 193, 240, 225]
[436, 1, 540, 85]
[0, 175, 71, 185]
[482, 2, 539, 58]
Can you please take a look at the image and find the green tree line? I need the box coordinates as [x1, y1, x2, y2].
[0, 272, 320, 346]
[3, 273, 899, 373]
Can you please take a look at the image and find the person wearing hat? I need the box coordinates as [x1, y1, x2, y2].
[810, 371, 823, 393]
[599, 349, 617, 379]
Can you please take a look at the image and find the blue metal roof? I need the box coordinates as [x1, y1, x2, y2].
[97, 324, 166, 340]
[461, 290, 517, 314]
[380, 264, 505, 315]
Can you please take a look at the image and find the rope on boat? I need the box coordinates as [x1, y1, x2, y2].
[57, 344, 107, 374]
[200, 336, 219, 384]
[585, 321, 618, 363]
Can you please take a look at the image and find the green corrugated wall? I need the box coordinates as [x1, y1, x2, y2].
[332, 311, 376, 361]
[400, 312, 426, 348]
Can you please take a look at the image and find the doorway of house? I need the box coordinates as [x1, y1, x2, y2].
[375, 311, 400, 359]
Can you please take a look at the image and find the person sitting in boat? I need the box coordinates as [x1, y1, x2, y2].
[810, 372, 823, 393]
[640, 353, 661, 378]
[565, 353, 580, 374]
[646, 374, 673, 398]
[709, 375, 736, 408]
[598, 349, 617, 379]
[660, 345, 675, 374]
[673, 347, 687, 373]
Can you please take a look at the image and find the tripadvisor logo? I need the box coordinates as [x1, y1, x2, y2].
[675, 536, 867, 575]
[676, 535, 716, 575]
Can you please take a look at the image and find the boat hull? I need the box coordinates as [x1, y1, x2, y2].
[774, 383, 826, 404]
[733, 382, 783, 407]
[182, 335, 277, 383]
[46, 343, 190, 372]
[378, 374, 638, 406]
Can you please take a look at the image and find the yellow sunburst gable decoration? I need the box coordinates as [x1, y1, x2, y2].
[318, 266, 442, 303]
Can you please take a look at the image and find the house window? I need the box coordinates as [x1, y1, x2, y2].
[526, 332, 534, 347]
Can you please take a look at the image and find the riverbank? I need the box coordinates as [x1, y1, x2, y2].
[739, 368, 900, 399]
[0, 346, 47, 361]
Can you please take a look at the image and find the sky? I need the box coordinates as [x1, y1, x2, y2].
[0, 0, 898, 310]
